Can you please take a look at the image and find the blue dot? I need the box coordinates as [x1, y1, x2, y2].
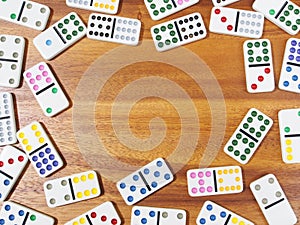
[0, 219, 5, 224]
[210, 215, 216, 221]
[220, 211, 227, 218]
[130, 185, 136, 192]
[156, 161, 163, 167]
[46, 165, 52, 171]
[0, 193, 2, 199]
[40, 169, 46, 175]
[291, 40, 297, 46]
[46, 40, 52, 46]
[298, 84, 300, 90]
[149, 211, 156, 217]
[292, 75, 298, 81]
[140, 188, 146, 194]
[206, 204, 213, 211]
[141, 218, 147, 224]
[8, 215, 14, 221]
[290, 47, 296, 53]
[4, 179, 10, 186]
[133, 175, 139, 181]
[286, 66, 292, 72]
[199, 218, 206, 224]
[296, 56, 300, 62]
[120, 183, 126, 189]
[151, 182, 157, 188]
[144, 168, 150, 175]
[36, 162, 42, 168]
[19, 210, 24, 216]
[49, 154, 55, 160]
[39, 152, 45, 158]
[45, 148, 51, 154]
[134, 210, 140, 216]
[283, 81, 290, 87]
[154, 171, 160, 177]
[164, 173, 171, 180]
[4, 205, 11, 211]
[297, 49, 300, 54]
[32, 156, 38, 162]
[127, 196, 133, 202]
[53, 161, 58, 166]
[43, 158, 48, 164]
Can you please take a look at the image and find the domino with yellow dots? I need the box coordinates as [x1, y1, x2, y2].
[16, 121, 64, 178]
[66, 0, 119, 14]
[43, 170, 101, 208]
[187, 166, 243, 197]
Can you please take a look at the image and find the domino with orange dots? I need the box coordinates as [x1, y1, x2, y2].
[186, 166, 243, 197]
[66, 0, 120, 14]
[43, 170, 101, 208]
[64, 201, 121, 225]
[16, 121, 64, 178]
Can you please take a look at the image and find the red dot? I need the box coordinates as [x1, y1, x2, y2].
[215, 9, 221, 14]
[0, 161, 3, 167]
[221, 16, 227, 22]
[251, 84, 257, 90]
[111, 218, 118, 225]
[101, 216, 107, 222]
[227, 25, 233, 31]
[258, 76, 264, 82]
[91, 212, 97, 218]
[265, 68, 270, 74]
[18, 156, 24, 162]
[8, 158, 14, 164]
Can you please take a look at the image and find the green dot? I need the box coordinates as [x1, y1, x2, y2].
[258, 115, 263, 121]
[242, 138, 248, 144]
[254, 42, 260, 47]
[52, 88, 58, 93]
[154, 28, 159, 34]
[249, 142, 255, 148]
[170, 31, 175, 36]
[78, 26, 84, 32]
[298, 111, 300, 117]
[264, 119, 270, 125]
[150, 3, 156, 9]
[10, 14, 16, 19]
[30, 215, 36, 221]
[167, 4, 172, 9]
[165, 39, 171, 45]
[236, 133, 242, 139]
[147, 0, 153, 2]
[286, 20, 292, 26]
[46, 108, 52, 114]
[58, 23, 63, 28]
[269, 9, 275, 15]
[168, 24, 173, 29]
[232, 140, 238, 146]
[72, 30, 78, 36]
[248, 50, 254, 55]
[66, 35, 72, 40]
[243, 123, 249, 129]
[240, 155, 247, 161]
[160, 7, 166, 13]
[256, 56, 262, 62]
[248, 57, 254, 63]
[256, 132, 262, 138]
[247, 117, 253, 123]
[228, 146, 234, 152]
[284, 10, 290, 16]
[172, 37, 178, 43]
[156, 35, 161, 41]
[247, 43, 253, 48]
[293, 25, 299, 30]
[263, 48, 269, 54]
[284, 127, 291, 133]
[251, 111, 257, 117]
[64, 19, 69, 24]
[70, 14, 75, 20]
[262, 41, 268, 47]
[62, 29, 67, 34]
[161, 26, 166, 32]
[154, 10, 159, 16]
[264, 56, 270, 62]
[74, 20, 79, 26]
[288, 4, 294, 10]
[245, 148, 251, 154]
[249, 127, 255, 133]
[280, 16, 285, 22]
[163, 0, 169, 2]
[260, 125, 266, 131]
[234, 150, 240, 156]
[295, 9, 300, 15]
[158, 42, 163, 48]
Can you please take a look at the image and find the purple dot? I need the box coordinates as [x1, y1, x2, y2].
[291, 40, 297, 46]
[42, 71, 48, 76]
[198, 172, 204, 178]
[199, 187, 205, 193]
[177, 0, 183, 4]
[205, 171, 211, 177]
[26, 72, 32, 78]
[36, 75, 42, 80]
[289, 55, 295, 60]
[33, 85, 39, 91]
[190, 172, 196, 178]
[39, 65, 44, 70]
[191, 188, 197, 194]
[198, 179, 205, 185]
[29, 78, 35, 84]
[46, 77, 52, 83]
[207, 186, 213, 192]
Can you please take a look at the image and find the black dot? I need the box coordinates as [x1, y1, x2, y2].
[96, 16, 101, 20]
[184, 18, 188, 23]
[184, 35, 188, 40]
[88, 31, 93, 35]
[90, 23, 95, 27]
[189, 17, 193, 21]
[194, 32, 199, 36]
[189, 25, 193, 29]
[102, 17, 106, 21]
[108, 18, 112, 22]
[94, 32, 98, 36]
[100, 32, 104, 37]
[181, 28, 186, 32]
[91, 15, 96, 20]
[179, 20, 183, 25]
[98, 24, 102, 29]
[189, 34, 193, 38]
[197, 23, 201, 27]
[106, 25, 110, 30]
[105, 33, 109, 37]
[199, 30, 204, 35]
[194, 15, 199, 20]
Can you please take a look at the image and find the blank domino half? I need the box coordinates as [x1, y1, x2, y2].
[151, 12, 207, 52]
[66, 0, 120, 14]
[131, 206, 186, 225]
[0, 146, 28, 201]
[65, 201, 121, 225]
[0, 201, 55, 225]
[87, 13, 141, 46]
[209, 7, 264, 38]
[0, 35, 25, 88]
[33, 12, 87, 60]
[187, 166, 243, 197]
[23, 62, 69, 117]
[0, 0, 50, 31]
[16, 121, 64, 178]
[144, 0, 199, 21]
[43, 170, 101, 208]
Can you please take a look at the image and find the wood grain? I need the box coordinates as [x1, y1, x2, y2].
[1, 0, 300, 224]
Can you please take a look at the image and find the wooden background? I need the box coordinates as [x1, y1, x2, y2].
[1, 0, 300, 224]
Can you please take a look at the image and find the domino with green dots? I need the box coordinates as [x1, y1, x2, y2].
[252, 0, 300, 35]
[243, 39, 275, 93]
[33, 12, 87, 60]
[23, 62, 69, 117]
[151, 12, 207, 52]
[0, 0, 50, 31]
[144, 0, 199, 21]
[224, 108, 273, 164]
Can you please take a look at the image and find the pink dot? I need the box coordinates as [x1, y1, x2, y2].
[36, 75, 42, 80]
[29, 78, 35, 84]
[190, 172, 196, 178]
[42, 71, 48, 76]
[207, 186, 213, 192]
[177, 0, 183, 4]
[26, 72, 32, 78]
[39, 65, 44, 70]
[191, 188, 197, 194]
[198, 179, 205, 185]
[205, 171, 211, 177]
[33, 85, 39, 91]
[198, 172, 204, 178]
[199, 187, 205, 193]
[46, 77, 52, 83]
[185, 0, 189, 2]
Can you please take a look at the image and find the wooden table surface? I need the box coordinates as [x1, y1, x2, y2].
[1, 0, 300, 224]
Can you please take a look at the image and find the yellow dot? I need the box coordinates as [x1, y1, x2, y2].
[79, 217, 85, 224]
[81, 175, 87, 182]
[225, 186, 230, 191]
[35, 131, 41, 137]
[229, 169, 233, 174]
[287, 155, 293, 161]
[39, 137, 44, 143]
[237, 185, 241, 190]
[77, 192, 83, 198]
[112, 0, 116, 2]
[91, 188, 98, 195]
[100, 3, 104, 8]
[223, 169, 228, 174]
[84, 190, 90, 196]
[218, 170, 222, 175]
[219, 187, 224, 192]
[286, 147, 293, 153]
[73, 177, 79, 183]
[286, 139, 292, 145]
[110, 5, 115, 10]
[31, 124, 37, 130]
[231, 186, 236, 191]
[18, 132, 25, 138]
[105, 4, 109, 8]
[239, 221, 245, 225]
[22, 139, 28, 145]
[231, 217, 238, 224]
[235, 168, 239, 173]
[235, 177, 240, 182]
[88, 173, 94, 180]
[94, 2, 98, 7]
[72, 222, 79, 225]
[218, 178, 223, 183]
[26, 145, 32, 151]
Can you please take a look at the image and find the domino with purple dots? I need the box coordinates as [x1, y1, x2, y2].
[66, 0, 120, 14]
[278, 38, 300, 93]
[116, 158, 174, 205]
[0, 0, 50, 31]
[0, 201, 55, 225]
[16, 121, 64, 178]
[186, 166, 243, 197]
[0, 146, 28, 201]
[43, 170, 101, 208]
[23, 62, 69, 117]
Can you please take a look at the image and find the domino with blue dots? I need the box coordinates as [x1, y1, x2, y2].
[196, 201, 254, 225]
[278, 38, 300, 93]
[16, 121, 64, 178]
[0, 146, 28, 201]
[131, 206, 186, 225]
[33, 12, 87, 60]
[116, 158, 174, 205]
[0, 201, 55, 225]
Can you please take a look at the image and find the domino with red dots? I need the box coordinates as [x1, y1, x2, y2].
[23, 62, 69, 117]
[0, 0, 50, 31]
[65, 201, 121, 225]
[0, 146, 28, 201]
[144, 0, 199, 21]
[212, 0, 240, 7]
[43, 170, 101, 208]
[66, 0, 120, 14]
[209, 7, 264, 38]
[243, 39, 275, 93]
[16, 121, 64, 178]
[186, 166, 243, 197]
